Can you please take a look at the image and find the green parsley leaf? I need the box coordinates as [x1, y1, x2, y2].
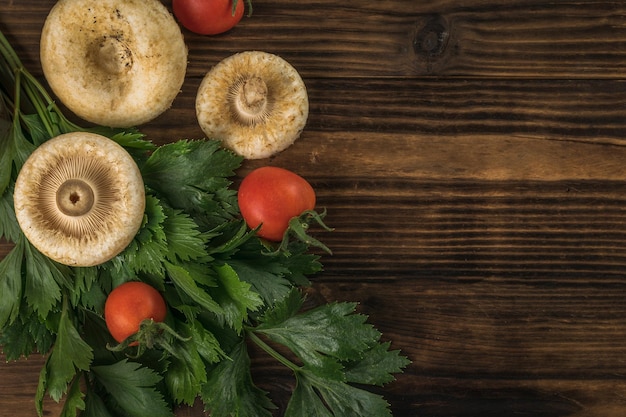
[286, 370, 392, 417]
[0, 119, 35, 195]
[107, 130, 155, 151]
[141, 140, 242, 229]
[91, 359, 173, 417]
[189, 319, 226, 364]
[0, 106, 12, 194]
[23, 242, 67, 320]
[82, 388, 115, 417]
[0, 309, 54, 360]
[344, 341, 411, 386]
[163, 322, 210, 405]
[165, 261, 223, 315]
[70, 266, 99, 308]
[255, 301, 381, 379]
[122, 194, 168, 275]
[212, 263, 263, 333]
[0, 186, 21, 242]
[20, 113, 51, 146]
[162, 205, 210, 263]
[59, 376, 86, 417]
[228, 255, 294, 306]
[201, 340, 275, 417]
[42, 297, 93, 402]
[284, 379, 334, 417]
[280, 243, 323, 286]
[0, 237, 24, 327]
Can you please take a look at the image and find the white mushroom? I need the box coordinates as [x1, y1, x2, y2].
[39, 0, 188, 127]
[196, 51, 309, 159]
[13, 132, 145, 267]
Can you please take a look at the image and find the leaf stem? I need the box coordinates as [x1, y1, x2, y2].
[247, 330, 301, 373]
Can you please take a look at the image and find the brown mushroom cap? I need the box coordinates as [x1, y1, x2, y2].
[196, 51, 309, 159]
[13, 132, 145, 267]
[40, 0, 187, 128]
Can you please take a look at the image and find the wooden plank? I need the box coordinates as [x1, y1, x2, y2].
[3, 0, 626, 416]
[142, 77, 626, 156]
[0, 354, 64, 417]
[2, 1, 626, 78]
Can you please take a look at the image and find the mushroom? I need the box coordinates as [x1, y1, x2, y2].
[13, 132, 145, 267]
[39, 0, 188, 128]
[196, 51, 309, 159]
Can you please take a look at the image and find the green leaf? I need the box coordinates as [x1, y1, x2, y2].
[281, 244, 323, 286]
[107, 130, 154, 151]
[0, 107, 12, 194]
[286, 370, 392, 417]
[0, 186, 21, 242]
[44, 298, 93, 402]
[23, 242, 67, 319]
[162, 206, 210, 262]
[74, 268, 107, 314]
[201, 340, 275, 417]
[0, 310, 55, 360]
[212, 263, 263, 333]
[344, 341, 411, 386]
[226, 241, 321, 305]
[70, 266, 99, 308]
[0, 237, 24, 327]
[141, 140, 242, 227]
[7, 121, 37, 181]
[82, 389, 115, 417]
[0, 120, 35, 195]
[59, 375, 86, 417]
[191, 320, 226, 364]
[256, 287, 304, 326]
[256, 302, 381, 379]
[284, 375, 334, 417]
[163, 322, 211, 405]
[228, 256, 294, 306]
[91, 359, 173, 417]
[165, 262, 223, 315]
[122, 194, 168, 275]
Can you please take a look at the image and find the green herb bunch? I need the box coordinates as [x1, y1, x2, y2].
[0, 30, 409, 417]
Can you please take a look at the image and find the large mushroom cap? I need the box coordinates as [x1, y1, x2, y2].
[196, 51, 309, 159]
[40, 0, 187, 128]
[14, 132, 145, 267]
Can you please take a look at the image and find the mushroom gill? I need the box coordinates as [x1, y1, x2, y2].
[39, 155, 120, 239]
[14, 132, 145, 267]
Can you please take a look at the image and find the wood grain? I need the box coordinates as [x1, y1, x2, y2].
[3, 0, 626, 416]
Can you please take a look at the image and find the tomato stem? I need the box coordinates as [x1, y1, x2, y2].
[270, 209, 334, 256]
[232, 0, 253, 17]
[106, 318, 190, 359]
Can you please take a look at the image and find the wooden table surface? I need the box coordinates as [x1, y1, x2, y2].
[3, 1, 626, 416]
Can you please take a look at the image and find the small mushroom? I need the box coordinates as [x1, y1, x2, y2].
[196, 51, 309, 159]
[13, 132, 145, 267]
[39, 0, 188, 127]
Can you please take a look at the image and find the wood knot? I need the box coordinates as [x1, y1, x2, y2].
[413, 15, 450, 58]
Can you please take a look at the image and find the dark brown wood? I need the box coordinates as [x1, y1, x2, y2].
[3, 0, 626, 416]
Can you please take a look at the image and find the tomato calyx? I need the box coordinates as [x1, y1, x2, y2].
[106, 318, 190, 359]
[265, 209, 334, 255]
[235, 0, 254, 18]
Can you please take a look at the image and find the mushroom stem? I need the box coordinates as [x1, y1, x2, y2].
[56, 179, 95, 216]
[232, 76, 269, 125]
[92, 36, 133, 75]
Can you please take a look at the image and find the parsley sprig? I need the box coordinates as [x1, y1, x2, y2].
[0, 29, 409, 417]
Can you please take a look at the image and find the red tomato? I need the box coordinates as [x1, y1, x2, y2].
[104, 282, 167, 343]
[238, 166, 316, 242]
[172, 0, 245, 35]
